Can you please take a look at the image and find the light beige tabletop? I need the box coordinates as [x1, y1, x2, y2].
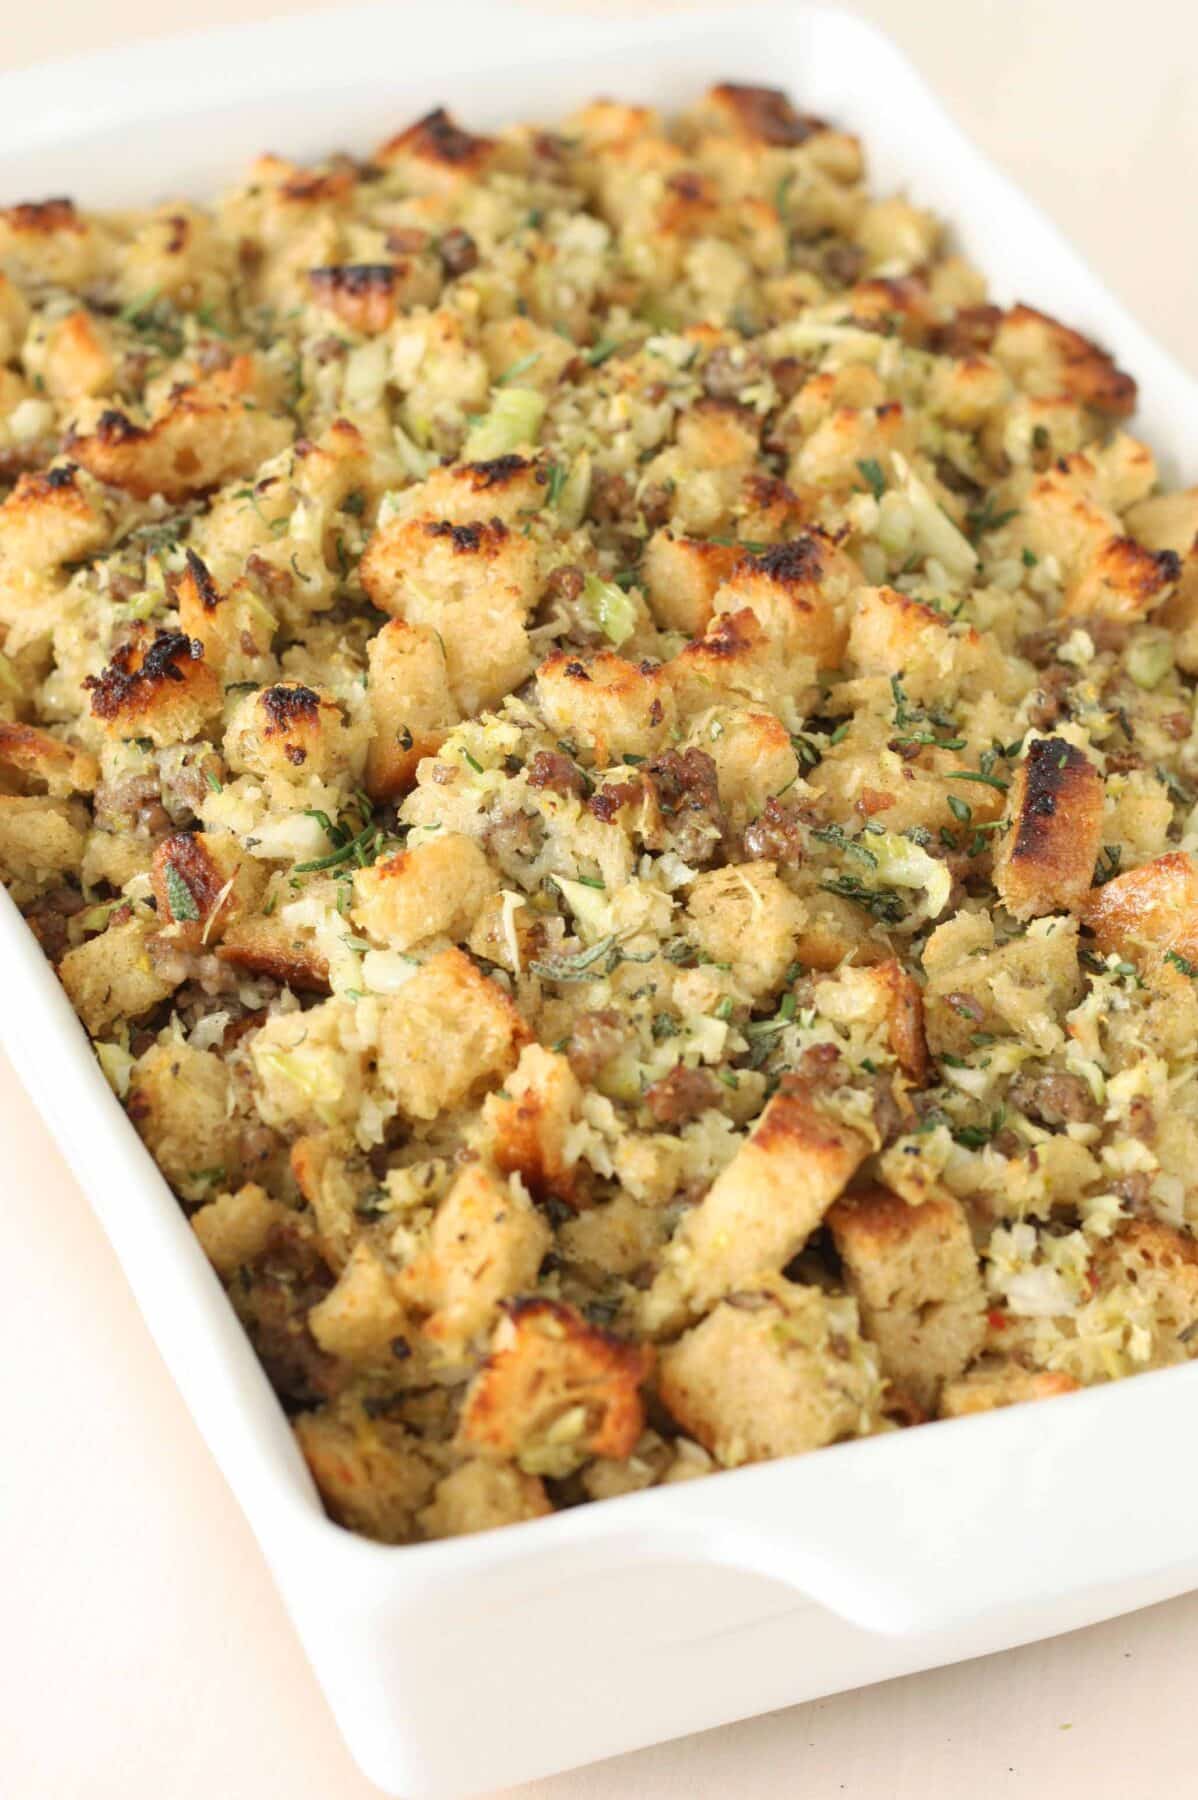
[1, 3, 1196, 1796]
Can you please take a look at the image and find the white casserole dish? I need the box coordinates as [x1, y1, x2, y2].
[3, 4, 1197, 1792]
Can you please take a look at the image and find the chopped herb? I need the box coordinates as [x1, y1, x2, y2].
[544, 461, 567, 508]
[573, 873, 605, 890]
[716, 1069, 740, 1090]
[203, 767, 223, 794]
[812, 822, 878, 867]
[459, 747, 484, 773]
[967, 495, 1018, 537]
[1165, 949, 1198, 978]
[651, 1012, 681, 1040]
[714, 997, 734, 1022]
[585, 337, 621, 366]
[856, 458, 886, 501]
[497, 351, 542, 386]
[1021, 547, 1038, 568]
[947, 769, 1009, 793]
[530, 935, 619, 983]
[1093, 844, 1123, 887]
[952, 1107, 1006, 1149]
[948, 794, 973, 824]
[820, 874, 906, 923]
[164, 863, 200, 922]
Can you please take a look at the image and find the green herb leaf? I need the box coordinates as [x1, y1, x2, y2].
[857, 458, 886, 501]
[164, 863, 200, 922]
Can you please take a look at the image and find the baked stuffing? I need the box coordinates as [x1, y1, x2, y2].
[3, 82, 1198, 1542]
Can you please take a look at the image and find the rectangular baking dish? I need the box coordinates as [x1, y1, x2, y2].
[3, 4, 1198, 1793]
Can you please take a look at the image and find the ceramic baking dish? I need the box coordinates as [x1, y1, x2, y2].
[3, 3, 1197, 1793]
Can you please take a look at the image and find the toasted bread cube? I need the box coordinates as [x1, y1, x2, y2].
[645, 1081, 869, 1329]
[85, 628, 222, 746]
[218, 913, 331, 993]
[685, 861, 805, 996]
[0, 723, 97, 798]
[686, 707, 798, 831]
[922, 911, 1082, 1057]
[480, 1043, 582, 1202]
[827, 1185, 985, 1409]
[458, 1299, 653, 1475]
[994, 736, 1104, 920]
[398, 1165, 551, 1360]
[28, 307, 115, 400]
[481, 318, 576, 392]
[669, 607, 812, 721]
[150, 828, 267, 949]
[536, 649, 676, 763]
[849, 584, 953, 681]
[711, 535, 853, 669]
[1084, 852, 1198, 969]
[410, 454, 548, 526]
[351, 832, 497, 950]
[192, 1182, 288, 1279]
[641, 529, 741, 636]
[1063, 534, 1180, 621]
[1126, 487, 1198, 556]
[855, 196, 939, 272]
[991, 303, 1136, 418]
[0, 197, 111, 287]
[223, 681, 354, 783]
[939, 1361, 1080, 1419]
[126, 1040, 237, 1199]
[308, 257, 440, 334]
[0, 796, 85, 892]
[0, 464, 111, 575]
[1092, 1219, 1198, 1361]
[813, 958, 928, 1081]
[364, 619, 460, 801]
[175, 551, 276, 683]
[289, 1134, 371, 1270]
[295, 1402, 436, 1544]
[789, 400, 912, 492]
[360, 515, 537, 714]
[59, 915, 179, 1036]
[376, 947, 529, 1120]
[307, 1240, 406, 1367]
[70, 360, 293, 501]
[659, 1277, 882, 1467]
[418, 1459, 551, 1539]
[375, 106, 498, 190]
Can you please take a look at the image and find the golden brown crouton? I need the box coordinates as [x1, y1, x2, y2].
[223, 682, 354, 782]
[412, 455, 548, 526]
[480, 1043, 583, 1202]
[126, 1040, 238, 1200]
[174, 550, 276, 683]
[0, 796, 87, 893]
[217, 914, 331, 992]
[922, 911, 1082, 1057]
[991, 304, 1137, 418]
[150, 829, 267, 949]
[458, 1298, 653, 1475]
[993, 736, 1104, 920]
[537, 649, 676, 764]
[70, 359, 293, 501]
[308, 258, 439, 333]
[360, 515, 538, 715]
[0, 463, 110, 576]
[375, 946, 529, 1120]
[0, 722, 97, 798]
[641, 529, 741, 636]
[295, 1402, 437, 1543]
[669, 606, 809, 720]
[711, 534, 854, 669]
[351, 832, 496, 950]
[398, 1164, 551, 1360]
[1062, 533, 1180, 622]
[1092, 1219, 1198, 1358]
[827, 1185, 985, 1408]
[307, 1240, 406, 1367]
[375, 107, 498, 190]
[364, 619, 460, 800]
[418, 1459, 551, 1539]
[58, 915, 179, 1036]
[939, 1361, 1080, 1419]
[85, 628, 222, 747]
[30, 307, 115, 400]
[192, 1182, 288, 1278]
[658, 1277, 882, 1467]
[685, 861, 806, 997]
[815, 958, 928, 1081]
[1084, 851, 1198, 969]
[0, 196, 110, 286]
[698, 83, 828, 148]
[644, 1080, 869, 1329]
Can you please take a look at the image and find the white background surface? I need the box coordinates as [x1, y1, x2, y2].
[2, 3, 1197, 1796]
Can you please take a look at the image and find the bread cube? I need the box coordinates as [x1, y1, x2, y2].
[218, 914, 331, 992]
[295, 1402, 436, 1543]
[418, 1459, 551, 1539]
[480, 1043, 582, 1201]
[308, 1239, 406, 1367]
[685, 861, 806, 996]
[1092, 1219, 1198, 1363]
[398, 1164, 551, 1359]
[921, 911, 1082, 1058]
[458, 1298, 653, 1475]
[223, 682, 354, 783]
[59, 915, 179, 1036]
[711, 533, 854, 669]
[126, 1040, 237, 1199]
[0, 464, 111, 575]
[374, 106, 498, 191]
[364, 619, 460, 800]
[827, 1185, 985, 1409]
[375, 946, 529, 1120]
[645, 1080, 869, 1328]
[993, 736, 1104, 920]
[668, 607, 812, 722]
[151, 828, 267, 950]
[1084, 852, 1198, 970]
[0, 723, 96, 798]
[658, 1277, 882, 1467]
[939, 1361, 1080, 1419]
[308, 257, 440, 334]
[360, 515, 537, 715]
[175, 550, 276, 684]
[537, 649, 676, 763]
[686, 707, 798, 831]
[411, 454, 548, 526]
[642, 529, 741, 636]
[85, 627, 222, 747]
[351, 833, 496, 950]
[192, 1182, 287, 1278]
[990, 303, 1136, 418]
